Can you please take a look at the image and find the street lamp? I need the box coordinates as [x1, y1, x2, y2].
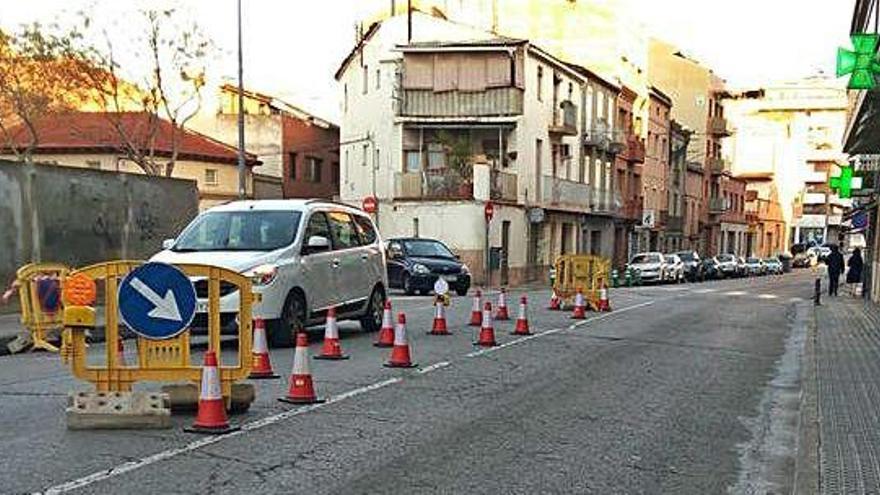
[237, 0, 247, 199]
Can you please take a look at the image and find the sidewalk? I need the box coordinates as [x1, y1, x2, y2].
[805, 295, 880, 494]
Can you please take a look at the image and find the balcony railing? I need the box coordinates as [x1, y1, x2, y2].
[398, 87, 524, 118]
[591, 188, 622, 215]
[709, 196, 729, 213]
[490, 169, 518, 202]
[803, 192, 827, 205]
[621, 195, 643, 220]
[707, 156, 729, 175]
[708, 116, 730, 136]
[394, 171, 473, 200]
[804, 170, 828, 183]
[805, 148, 844, 163]
[541, 176, 591, 211]
[666, 215, 684, 232]
[549, 100, 578, 136]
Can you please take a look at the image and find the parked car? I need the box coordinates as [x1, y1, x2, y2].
[736, 257, 749, 278]
[385, 238, 472, 296]
[699, 257, 722, 281]
[792, 253, 811, 268]
[152, 199, 388, 347]
[716, 254, 739, 278]
[744, 257, 766, 276]
[764, 258, 784, 275]
[675, 250, 702, 282]
[662, 254, 685, 283]
[627, 252, 666, 283]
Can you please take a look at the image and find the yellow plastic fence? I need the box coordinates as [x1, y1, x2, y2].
[61, 261, 256, 403]
[13, 262, 69, 352]
[552, 255, 611, 310]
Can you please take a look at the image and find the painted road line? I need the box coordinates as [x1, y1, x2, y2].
[416, 361, 451, 375]
[40, 377, 404, 495]
[724, 291, 747, 296]
[757, 294, 779, 300]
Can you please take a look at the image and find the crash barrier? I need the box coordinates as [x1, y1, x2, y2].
[60, 261, 257, 428]
[8, 262, 70, 353]
[552, 255, 612, 310]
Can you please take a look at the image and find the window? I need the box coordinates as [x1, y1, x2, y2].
[405, 151, 422, 172]
[288, 153, 297, 181]
[327, 211, 359, 249]
[362, 64, 368, 94]
[427, 143, 446, 170]
[537, 66, 543, 101]
[303, 212, 331, 253]
[362, 144, 369, 167]
[86, 160, 101, 170]
[343, 84, 348, 113]
[376, 68, 381, 90]
[204, 169, 218, 185]
[353, 215, 378, 244]
[306, 157, 323, 183]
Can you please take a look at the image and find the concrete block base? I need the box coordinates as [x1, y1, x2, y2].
[161, 383, 255, 414]
[66, 391, 171, 430]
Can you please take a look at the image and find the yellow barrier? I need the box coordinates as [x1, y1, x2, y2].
[13, 262, 69, 352]
[61, 261, 256, 405]
[552, 255, 611, 310]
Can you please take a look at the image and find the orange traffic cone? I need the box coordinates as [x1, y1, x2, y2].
[385, 313, 417, 368]
[429, 297, 451, 335]
[475, 302, 498, 346]
[598, 283, 611, 312]
[548, 291, 561, 311]
[495, 288, 510, 320]
[512, 295, 532, 335]
[571, 289, 587, 320]
[249, 318, 280, 379]
[374, 300, 395, 348]
[185, 350, 239, 434]
[278, 333, 325, 405]
[469, 290, 483, 326]
[315, 307, 349, 360]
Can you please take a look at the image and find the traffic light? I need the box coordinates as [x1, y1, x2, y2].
[837, 33, 880, 90]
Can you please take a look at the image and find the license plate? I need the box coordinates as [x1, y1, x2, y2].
[196, 301, 208, 313]
[442, 275, 457, 282]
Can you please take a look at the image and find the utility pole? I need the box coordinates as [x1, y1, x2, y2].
[407, 0, 412, 43]
[237, 0, 247, 199]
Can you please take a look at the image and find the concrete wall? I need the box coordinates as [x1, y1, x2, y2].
[0, 160, 199, 286]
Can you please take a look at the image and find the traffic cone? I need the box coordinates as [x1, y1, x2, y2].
[185, 350, 239, 434]
[248, 318, 280, 379]
[429, 297, 451, 335]
[314, 307, 349, 360]
[548, 291, 561, 311]
[598, 283, 612, 312]
[495, 288, 510, 320]
[571, 289, 587, 319]
[278, 333, 325, 405]
[469, 290, 483, 326]
[374, 300, 395, 348]
[385, 313, 417, 368]
[475, 302, 498, 346]
[512, 295, 532, 335]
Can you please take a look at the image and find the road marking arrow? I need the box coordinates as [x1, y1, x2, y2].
[130, 277, 183, 322]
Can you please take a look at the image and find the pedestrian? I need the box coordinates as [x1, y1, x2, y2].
[826, 245, 845, 297]
[846, 248, 864, 297]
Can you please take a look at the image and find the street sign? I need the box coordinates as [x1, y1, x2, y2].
[63, 273, 96, 306]
[433, 277, 449, 296]
[362, 196, 378, 214]
[484, 201, 494, 221]
[642, 210, 655, 228]
[118, 262, 197, 340]
[527, 207, 545, 224]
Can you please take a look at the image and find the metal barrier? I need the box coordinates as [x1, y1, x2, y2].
[12, 262, 69, 352]
[552, 255, 612, 310]
[61, 261, 256, 405]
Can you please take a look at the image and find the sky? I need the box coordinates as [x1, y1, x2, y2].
[0, 0, 856, 123]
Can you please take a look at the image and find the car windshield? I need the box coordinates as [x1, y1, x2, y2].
[676, 252, 696, 262]
[632, 254, 661, 264]
[664, 255, 678, 263]
[717, 254, 734, 262]
[764, 258, 778, 263]
[173, 211, 302, 252]
[403, 239, 455, 258]
[747, 257, 761, 263]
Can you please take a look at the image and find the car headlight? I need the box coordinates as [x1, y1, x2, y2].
[244, 264, 278, 286]
[412, 263, 430, 275]
[461, 263, 470, 274]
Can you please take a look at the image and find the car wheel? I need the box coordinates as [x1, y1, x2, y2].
[268, 292, 305, 348]
[403, 274, 415, 296]
[359, 286, 385, 333]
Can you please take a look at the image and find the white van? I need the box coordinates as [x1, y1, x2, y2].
[151, 199, 387, 347]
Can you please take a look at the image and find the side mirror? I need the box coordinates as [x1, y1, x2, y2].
[162, 238, 175, 250]
[305, 235, 331, 253]
[454, 254, 461, 260]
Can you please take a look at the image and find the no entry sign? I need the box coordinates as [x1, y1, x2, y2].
[484, 202, 494, 221]
[362, 196, 378, 214]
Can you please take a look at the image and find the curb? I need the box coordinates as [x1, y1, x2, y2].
[793, 303, 820, 494]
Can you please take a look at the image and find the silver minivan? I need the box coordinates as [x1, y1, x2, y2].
[152, 199, 388, 346]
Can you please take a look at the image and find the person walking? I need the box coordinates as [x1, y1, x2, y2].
[826, 245, 845, 296]
[846, 248, 864, 297]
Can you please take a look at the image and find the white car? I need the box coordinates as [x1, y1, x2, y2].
[152, 200, 388, 347]
[628, 252, 666, 283]
[662, 254, 685, 283]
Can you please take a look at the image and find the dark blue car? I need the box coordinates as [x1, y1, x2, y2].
[385, 238, 472, 296]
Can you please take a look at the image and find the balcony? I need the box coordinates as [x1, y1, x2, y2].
[624, 135, 646, 163]
[399, 87, 524, 118]
[708, 116, 730, 136]
[490, 169, 518, 202]
[591, 188, 622, 216]
[666, 215, 684, 232]
[709, 196, 729, 213]
[549, 100, 578, 136]
[804, 170, 827, 184]
[803, 192, 827, 205]
[621, 196, 643, 221]
[541, 176, 591, 211]
[707, 157, 730, 175]
[805, 147, 844, 163]
[395, 171, 473, 200]
[687, 161, 704, 173]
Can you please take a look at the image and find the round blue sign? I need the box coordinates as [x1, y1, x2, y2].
[118, 262, 197, 340]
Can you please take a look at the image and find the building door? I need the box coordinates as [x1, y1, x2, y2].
[501, 220, 510, 286]
[528, 222, 540, 281]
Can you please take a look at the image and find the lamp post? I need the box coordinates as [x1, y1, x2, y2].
[237, 0, 247, 199]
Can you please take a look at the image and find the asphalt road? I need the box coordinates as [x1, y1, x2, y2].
[0, 271, 815, 494]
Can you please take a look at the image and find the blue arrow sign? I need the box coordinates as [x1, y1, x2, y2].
[118, 262, 196, 340]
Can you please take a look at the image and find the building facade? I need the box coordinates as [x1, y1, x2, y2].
[613, 85, 645, 267]
[638, 88, 671, 252]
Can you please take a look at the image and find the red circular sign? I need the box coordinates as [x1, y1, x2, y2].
[484, 202, 494, 221]
[362, 196, 378, 214]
